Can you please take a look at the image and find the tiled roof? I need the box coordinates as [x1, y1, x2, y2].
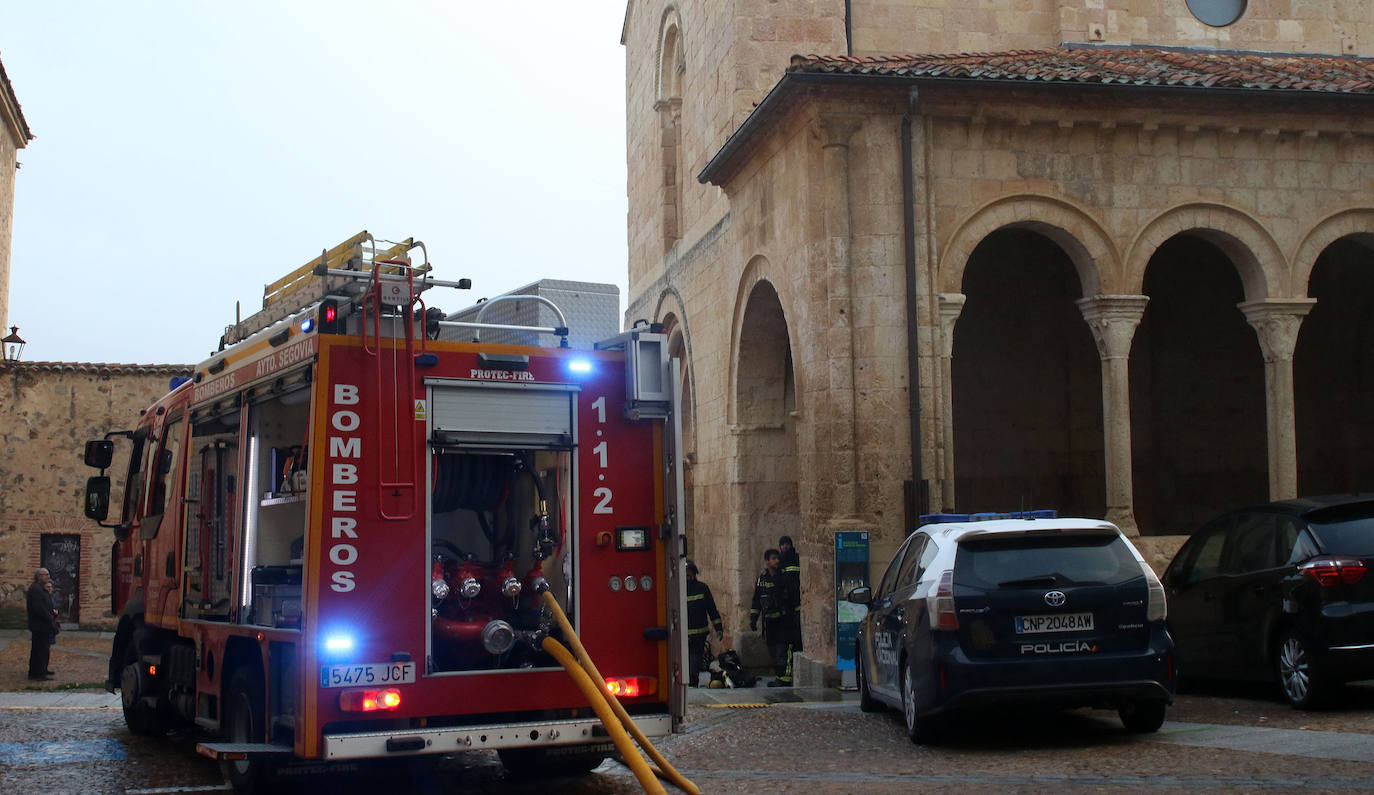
[0, 53, 33, 143]
[1, 361, 194, 374]
[789, 46, 1374, 94]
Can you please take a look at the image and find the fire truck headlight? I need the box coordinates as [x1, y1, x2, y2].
[460, 576, 481, 599]
[432, 577, 451, 600]
[501, 576, 521, 598]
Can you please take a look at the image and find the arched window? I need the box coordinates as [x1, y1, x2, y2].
[656, 13, 685, 252]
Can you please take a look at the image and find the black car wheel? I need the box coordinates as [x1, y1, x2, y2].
[856, 642, 881, 713]
[1118, 700, 1166, 733]
[1276, 629, 1325, 709]
[901, 664, 937, 744]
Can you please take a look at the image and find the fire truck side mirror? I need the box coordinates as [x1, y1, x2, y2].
[84, 439, 114, 469]
[84, 476, 111, 521]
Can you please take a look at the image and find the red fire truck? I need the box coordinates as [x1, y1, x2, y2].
[82, 233, 687, 790]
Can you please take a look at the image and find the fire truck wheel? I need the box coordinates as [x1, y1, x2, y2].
[497, 747, 607, 777]
[119, 636, 168, 738]
[223, 666, 276, 793]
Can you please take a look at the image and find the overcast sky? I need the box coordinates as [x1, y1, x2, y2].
[3, 3, 629, 364]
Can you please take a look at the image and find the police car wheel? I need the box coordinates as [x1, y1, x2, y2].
[901, 664, 937, 744]
[856, 643, 881, 713]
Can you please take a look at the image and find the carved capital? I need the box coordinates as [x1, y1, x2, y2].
[937, 293, 966, 359]
[1076, 295, 1150, 360]
[813, 114, 864, 148]
[1239, 299, 1316, 363]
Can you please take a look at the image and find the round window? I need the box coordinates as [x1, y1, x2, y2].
[1186, 0, 1247, 27]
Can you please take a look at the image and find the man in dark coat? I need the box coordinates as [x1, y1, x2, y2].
[26, 567, 59, 680]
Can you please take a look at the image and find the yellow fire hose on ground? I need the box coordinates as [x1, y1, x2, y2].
[540, 590, 700, 795]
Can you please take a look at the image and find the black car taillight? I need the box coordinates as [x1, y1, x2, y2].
[1298, 556, 1366, 587]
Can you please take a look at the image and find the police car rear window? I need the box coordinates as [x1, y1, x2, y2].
[954, 534, 1140, 589]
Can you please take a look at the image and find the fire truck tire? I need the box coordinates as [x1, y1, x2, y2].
[497, 747, 607, 777]
[223, 666, 277, 794]
[119, 660, 168, 737]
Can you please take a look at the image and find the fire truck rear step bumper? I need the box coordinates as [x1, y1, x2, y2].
[322, 713, 673, 760]
[196, 742, 295, 761]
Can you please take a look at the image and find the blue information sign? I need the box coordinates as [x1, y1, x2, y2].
[834, 531, 869, 671]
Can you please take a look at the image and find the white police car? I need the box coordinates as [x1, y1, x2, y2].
[847, 512, 1175, 743]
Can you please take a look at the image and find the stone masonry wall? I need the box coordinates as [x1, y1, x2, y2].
[0, 363, 190, 626]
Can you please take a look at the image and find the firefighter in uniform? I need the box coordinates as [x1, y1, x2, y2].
[778, 535, 803, 654]
[684, 560, 723, 687]
[749, 548, 796, 687]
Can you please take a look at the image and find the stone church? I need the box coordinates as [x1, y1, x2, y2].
[620, 1, 1374, 680]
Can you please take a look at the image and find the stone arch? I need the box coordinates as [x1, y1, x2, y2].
[655, 7, 686, 251]
[1292, 208, 1374, 291]
[1125, 203, 1286, 300]
[655, 288, 697, 461]
[1293, 209, 1374, 495]
[655, 6, 684, 104]
[725, 256, 800, 628]
[1129, 218, 1269, 534]
[937, 195, 1115, 297]
[951, 227, 1106, 518]
[727, 256, 802, 426]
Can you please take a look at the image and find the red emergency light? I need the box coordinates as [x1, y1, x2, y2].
[604, 676, 657, 698]
[339, 688, 402, 712]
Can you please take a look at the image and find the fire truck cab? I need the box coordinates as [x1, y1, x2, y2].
[82, 233, 687, 790]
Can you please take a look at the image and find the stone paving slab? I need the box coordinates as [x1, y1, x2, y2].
[0, 690, 120, 708]
[1152, 720, 1374, 763]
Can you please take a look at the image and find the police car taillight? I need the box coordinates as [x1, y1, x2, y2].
[604, 676, 656, 698]
[929, 570, 958, 631]
[1143, 562, 1167, 621]
[339, 688, 402, 712]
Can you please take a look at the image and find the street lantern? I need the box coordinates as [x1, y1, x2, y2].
[2, 326, 25, 362]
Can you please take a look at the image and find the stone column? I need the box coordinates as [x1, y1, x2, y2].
[1076, 295, 1149, 536]
[936, 293, 966, 509]
[1239, 299, 1316, 500]
[815, 115, 864, 518]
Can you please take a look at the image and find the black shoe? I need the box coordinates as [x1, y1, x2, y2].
[28, 675, 52, 681]
[104, 680, 118, 693]
[767, 679, 790, 687]
[46, 670, 54, 675]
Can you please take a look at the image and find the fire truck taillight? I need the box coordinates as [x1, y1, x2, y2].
[339, 688, 402, 713]
[604, 676, 656, 698]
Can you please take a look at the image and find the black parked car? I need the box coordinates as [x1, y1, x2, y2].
[1162, 494, 1374, 709]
